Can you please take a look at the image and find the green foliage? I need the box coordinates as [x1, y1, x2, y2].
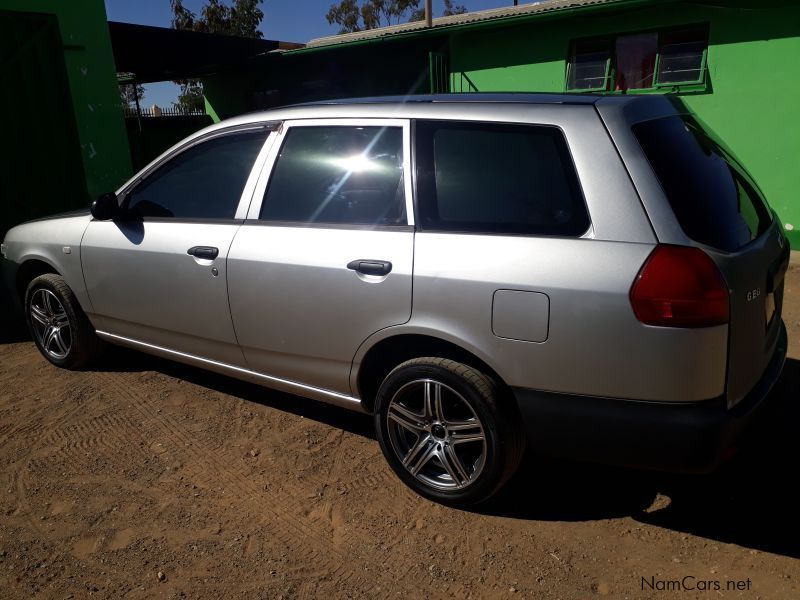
[175, 80, 205, 113]
[170, 0, 264, 38]
[326, 0, 468, 33]
[169, 0, 265, 112]
[443, 0, 467, 16]
[119, 83, 145, 109]
[326, 0, 422, 33]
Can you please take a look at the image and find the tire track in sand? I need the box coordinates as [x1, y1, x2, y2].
[100, 372, 448, 598]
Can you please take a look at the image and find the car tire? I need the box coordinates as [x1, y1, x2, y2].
[374, 357, 525, 506]
[25, 274, 104, 369]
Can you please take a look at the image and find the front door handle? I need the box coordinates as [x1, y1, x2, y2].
[347, 259, 392, 276]
[187, 246, 219, 260]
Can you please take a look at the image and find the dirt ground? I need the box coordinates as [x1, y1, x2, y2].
[0, 269, 799, 599]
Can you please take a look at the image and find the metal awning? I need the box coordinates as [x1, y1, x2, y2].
[108, 21, 304, 83]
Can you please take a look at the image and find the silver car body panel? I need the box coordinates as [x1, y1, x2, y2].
[82, 220, 246, 366]
[351, 234, 728, 402]
[1, 214, 93, 312]
[1, 95, 780, 415]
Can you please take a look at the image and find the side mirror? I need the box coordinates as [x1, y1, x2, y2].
[91, 192, 120, 221]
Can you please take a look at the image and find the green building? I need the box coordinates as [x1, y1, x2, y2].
[2, 0, 798, 248]
[204, 0, 800, 247]
[0, 0, 131, 239]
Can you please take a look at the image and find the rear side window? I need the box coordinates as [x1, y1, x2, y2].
[415, 121, 589, 236]
[125, 130, 267, 219]
[260, 126, 406, 226]
[633, 116, 772, 251]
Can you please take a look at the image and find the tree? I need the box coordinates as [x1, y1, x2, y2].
[326, 0, 422, 33]
[410, 0, 466, 20]
[119, 83, 145, 110]
[169, 0, 265, 112]
[442, 0, 467, 16]
[171, 0, 264, 37]
[327, 1, 468, 33]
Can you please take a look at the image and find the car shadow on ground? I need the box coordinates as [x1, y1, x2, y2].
[93, 345, 800, 558]
[484, 357, 800, 559]
[94, 344, 378, 440]
[5, 313, 798, 559]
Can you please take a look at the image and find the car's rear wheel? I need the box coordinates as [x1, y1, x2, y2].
[374, 357, 525, 506]
[25, 274, 103, 369]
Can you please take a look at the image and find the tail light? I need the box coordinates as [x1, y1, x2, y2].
[630, 245, 729, 328]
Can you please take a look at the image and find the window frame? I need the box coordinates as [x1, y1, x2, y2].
[653, 28, 709, 88]
[413, 119, 591, 238]
[247, 118, 414, 229]
[565, 38, 613, 93]
[116, 123, 278, 223]
[565, 23, 709, 94]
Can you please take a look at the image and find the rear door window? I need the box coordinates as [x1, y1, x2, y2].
[260, 126, 406, 226]
[633, 116, 772, 251]
[415, 121, 589, 236]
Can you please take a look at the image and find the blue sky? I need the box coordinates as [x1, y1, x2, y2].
[104, 0, 516, 106]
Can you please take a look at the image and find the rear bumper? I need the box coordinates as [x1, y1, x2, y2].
[513, 320, 787, 473]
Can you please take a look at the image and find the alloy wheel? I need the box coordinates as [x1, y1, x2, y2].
[386, 379, 487, 490]
[29, 288, 72, 360]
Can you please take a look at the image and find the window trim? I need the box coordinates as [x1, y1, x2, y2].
[653, 32, 709, 88]
[413, 119, 592, 238]
[246, 118, 414, 228]
[565, 23, 709, 94]
[116, 123, 279, 221]
[565, 39, 613, 92]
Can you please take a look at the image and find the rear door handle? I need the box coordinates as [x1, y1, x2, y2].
[187, 246, 219, 260]
[347, 259, 392, 276]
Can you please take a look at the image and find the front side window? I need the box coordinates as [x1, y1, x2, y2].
[415, 121, 589, 236]
[260, 126, 406, 226]
[125, 130, 268, 219]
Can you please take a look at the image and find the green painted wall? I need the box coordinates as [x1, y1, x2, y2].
[1, 0, 131, 211]
[449, 1, 800, 246]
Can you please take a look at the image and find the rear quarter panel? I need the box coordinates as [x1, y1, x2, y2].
[397, 234, 728, 402]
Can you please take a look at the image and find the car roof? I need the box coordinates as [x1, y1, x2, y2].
[298, 93, 601, 106]
[193, 93, 677, 139]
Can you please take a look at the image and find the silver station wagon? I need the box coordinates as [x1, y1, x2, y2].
[1, 94, 789, 505]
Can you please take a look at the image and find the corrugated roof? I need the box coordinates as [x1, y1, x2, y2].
[305, 0, 636, 48]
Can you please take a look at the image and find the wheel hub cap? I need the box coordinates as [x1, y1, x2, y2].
[431, 423, 447, 440]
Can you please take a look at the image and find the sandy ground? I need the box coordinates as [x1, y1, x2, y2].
[0, 268, 798, 599]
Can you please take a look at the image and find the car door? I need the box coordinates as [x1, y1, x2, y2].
[227, 119, 414, 396]
[82, 125, 275, 366]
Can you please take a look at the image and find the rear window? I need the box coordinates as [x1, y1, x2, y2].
[415, 121, 589, 236]
[633, 116, 772, 251]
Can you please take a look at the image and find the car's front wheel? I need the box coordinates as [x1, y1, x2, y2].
[374, 357, 525, 506]
[25, 274, 103, 369]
